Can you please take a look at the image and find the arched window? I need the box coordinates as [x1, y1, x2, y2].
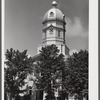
[49, 12, 54, 17]
[58, 30, 60, 37]
[44, 31, 46, 38]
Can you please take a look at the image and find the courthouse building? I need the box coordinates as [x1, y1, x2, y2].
[5, 1, 88, 100]
[27, 1, 71, 100]
[37, 1, 69, 57]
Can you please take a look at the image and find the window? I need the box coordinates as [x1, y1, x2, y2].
[49, 12, 54, 17]
[58, 30, 60, 37]
[44, 31, 46, 38]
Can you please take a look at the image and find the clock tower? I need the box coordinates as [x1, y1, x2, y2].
[38, 1, 69, 57]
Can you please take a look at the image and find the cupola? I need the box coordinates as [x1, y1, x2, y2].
[43, 1, 65, 24]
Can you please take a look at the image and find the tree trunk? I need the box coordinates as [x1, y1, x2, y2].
[45, 81, 52, 100]
[65, 93, 68, 100]
[87, 95, 88, 100]
[7, 93, 11, 100]
[62, 67, 65, 100]
[77, 94, 83, 100]
[48, 83, 52, 100]
[11, 97, 15, 100]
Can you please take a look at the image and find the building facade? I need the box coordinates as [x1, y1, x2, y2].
[21, 1, 70, 100]
[19, 1, 71, 100]
[37, 1, 69, 58]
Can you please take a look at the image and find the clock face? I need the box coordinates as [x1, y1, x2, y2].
[49, 27, 53, 32]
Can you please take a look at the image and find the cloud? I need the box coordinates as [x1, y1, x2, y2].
[69, 49, 78, 56]
[65, 17, 88, 37]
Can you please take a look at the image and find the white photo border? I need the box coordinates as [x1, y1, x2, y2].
[89, 0, 98, 100]
[2, 0, 4, 100]
[2, 0, 99, 100]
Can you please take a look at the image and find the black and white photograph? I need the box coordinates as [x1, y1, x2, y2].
[2, 0, 98, 100]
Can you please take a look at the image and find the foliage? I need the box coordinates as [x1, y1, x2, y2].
[36, 44, 65, 100]
[4, 48, 33, 98]
[64, 50, 88, 98]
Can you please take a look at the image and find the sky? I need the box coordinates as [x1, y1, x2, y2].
[5, 0, 89, 56]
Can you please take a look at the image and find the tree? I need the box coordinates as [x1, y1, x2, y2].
[4, 48, 33, 100]
[36, 44, 65, 100]
[64, 50, 88, 100]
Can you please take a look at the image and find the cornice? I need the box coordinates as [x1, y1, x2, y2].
[42, 24, 65, 32]
[42, 19, 66, 25]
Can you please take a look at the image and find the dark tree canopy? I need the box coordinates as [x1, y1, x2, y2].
[5, 48, 33, 98]
[36, 44, 65, 99]
[64, 50, 88, 98]
[4, 47, 88, 100]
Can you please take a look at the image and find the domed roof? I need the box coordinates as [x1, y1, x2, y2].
[43, 1, 65, 23]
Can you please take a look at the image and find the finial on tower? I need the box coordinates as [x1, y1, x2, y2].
[52, 1, 57, 7]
